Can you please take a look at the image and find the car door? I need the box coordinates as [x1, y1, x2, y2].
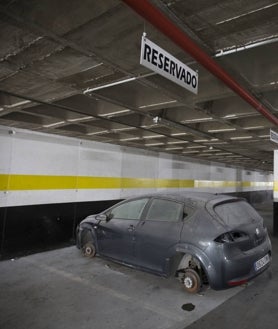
[96, 198, 149, 263]
[134, 198, 185, 274]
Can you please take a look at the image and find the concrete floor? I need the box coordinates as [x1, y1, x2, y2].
[0, 202, 277, 329]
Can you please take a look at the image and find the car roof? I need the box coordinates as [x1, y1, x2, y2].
[129, 191, 239, 205]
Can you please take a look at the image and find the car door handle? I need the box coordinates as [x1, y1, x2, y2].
[128, 225, 135, 232]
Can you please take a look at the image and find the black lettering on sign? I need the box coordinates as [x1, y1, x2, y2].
[158, 53, 164, 69]
[164, 56, 169, 73]
[186, 71, 191, 85]
[151, 48, 158, 66]
[192, 76, 197, 88]
[176, 64, 182, 79]
[181, 68, 186, 82]
[144, 44, 152, 62]
[170, 60, 175, 75]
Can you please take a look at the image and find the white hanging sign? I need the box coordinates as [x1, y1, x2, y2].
[140, 35, 198, 94]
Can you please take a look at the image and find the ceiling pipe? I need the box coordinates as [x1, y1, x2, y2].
[122, 0, 278, 126]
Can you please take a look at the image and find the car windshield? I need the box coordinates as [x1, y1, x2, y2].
[214, 200, 262, 226]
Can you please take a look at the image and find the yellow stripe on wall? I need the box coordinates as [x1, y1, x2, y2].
[274, 181, 278, 192]
[0, 174, 273, 191]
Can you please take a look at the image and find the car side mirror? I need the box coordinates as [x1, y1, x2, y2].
[183, 212, 188, 220]
[95, 214, 108, 221]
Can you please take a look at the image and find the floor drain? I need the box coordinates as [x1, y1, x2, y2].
[181, 303, 195, 311]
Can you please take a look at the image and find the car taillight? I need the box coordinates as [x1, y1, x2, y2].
[214, 231, 248, 243]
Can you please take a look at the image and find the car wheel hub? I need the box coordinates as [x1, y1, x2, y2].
[85, 246, 92, 255]
[184, 277, 193, 288]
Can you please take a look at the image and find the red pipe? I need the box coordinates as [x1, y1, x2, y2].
[122, 0, 278, 126]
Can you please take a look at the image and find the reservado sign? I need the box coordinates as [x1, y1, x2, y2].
[140, 35, 198, 94]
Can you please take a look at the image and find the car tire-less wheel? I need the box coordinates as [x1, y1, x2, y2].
[82, 242, 96, 258]
[183, 269, 201, 293]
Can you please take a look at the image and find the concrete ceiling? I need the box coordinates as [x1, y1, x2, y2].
[0, 0, 278, 172]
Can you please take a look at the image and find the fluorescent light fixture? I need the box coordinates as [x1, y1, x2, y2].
[139, 100, 177, 109]
[112, 127, 134, 132]
[83, 72, 156, 94]
[239, 139, 259, 143]
[84, 77, 136, 93]
[259, 134, 270, 138]
[243, 126, 264, 130]
[146, 142, 164, 146]
[208, 128, 236, 133]
[194, 139, 208, 142]
[81, 63, 103, 72]
[67, 116, 93, 122]
[182, 150, 200, 154]
[183, 117, 213, 123]
[202, 149, 219, 153]
[99, 109, 130, 117]
[43, 121, 65, 128]
[165, 147, 183, 150]
[0, 107, 4, 112]
[120, 137, 140, 141]
[167, 141, 188, 144]
[5, 100, 31, 108]
[230, 136, 252, 140]
[216, 4, 277, 25]
[223, 114, 237, 118]
[171, 132, 187, 136]
[87, 130, 109, 135]
[143, 134, 164, 139]
[187, 145, 206, 149]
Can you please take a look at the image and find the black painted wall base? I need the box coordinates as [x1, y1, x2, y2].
[0, 199, 121, 260]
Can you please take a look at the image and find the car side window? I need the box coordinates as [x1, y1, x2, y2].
[145, 199, 183, 222]
[109, 198, 149, 220]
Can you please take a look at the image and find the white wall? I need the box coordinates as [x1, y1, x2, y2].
[0, 125, 273, 207]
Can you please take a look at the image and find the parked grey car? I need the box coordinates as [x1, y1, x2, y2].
[76, 192, 272, 293]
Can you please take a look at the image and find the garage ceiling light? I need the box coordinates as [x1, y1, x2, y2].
[167, 141, 189, 144]
[171, 132, 187, 136]
[99, 109, 130, 117]
[230, 136, 252, 140]
[84, 77, 136, 93]
[43, 121, 65, 128]
[259, 134, 270, 138]
[208, 128, 236, 133]
[187, 145, 206, 149]
[216, 3, 277, 25]
[139, 100, 177, 108]
[184, 117, 213, 123]
[120, 137, 140, 141]
[243, 126, 264, 130]
[143, 134, 164, 139]
[146, 142, 164, 146]
[112, 127, 134, 132]
[5, 100, 31, 108]
[182, 150, 200, 154]
[165, 147, 183, 150]
[67, 116, 93, 122]
[87, 130, 109, 135]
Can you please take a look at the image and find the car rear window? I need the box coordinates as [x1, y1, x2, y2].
[214, 200, 262, 226]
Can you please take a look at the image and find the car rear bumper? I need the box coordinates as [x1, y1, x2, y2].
[208, 236, 272, 290]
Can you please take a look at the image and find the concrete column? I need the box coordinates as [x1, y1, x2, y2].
[274, 150, 278, 236]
